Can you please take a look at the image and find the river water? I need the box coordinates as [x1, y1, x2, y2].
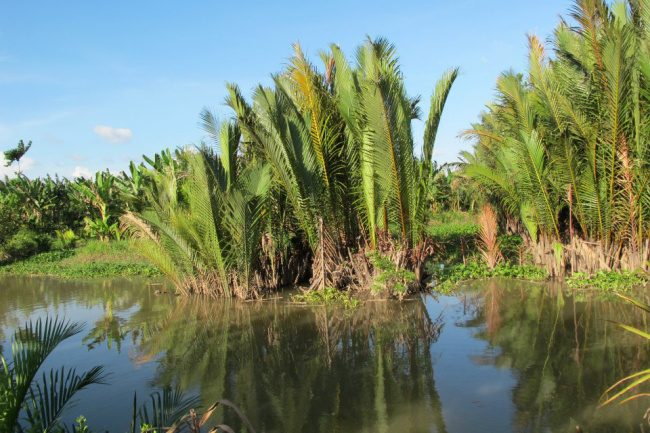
[0, 276, 648, 432]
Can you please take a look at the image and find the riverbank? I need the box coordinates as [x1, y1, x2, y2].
[425, 214, 649, 293]
[0, 240, 161, 278]
[1, 231, 646, 292]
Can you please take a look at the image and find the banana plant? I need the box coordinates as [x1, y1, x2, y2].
[117, 161, 147, 211]
[71, 171, 123, 241]
[83, 217, 121, 242]
[8, 175, 69, 229]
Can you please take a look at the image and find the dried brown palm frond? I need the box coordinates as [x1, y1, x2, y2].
[310, 218, 346, 291]
[163, 399, 256, 433]
[477, 204, 502, 270]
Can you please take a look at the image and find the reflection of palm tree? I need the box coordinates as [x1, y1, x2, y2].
[374, 337, 388, 433]
[81, 288, 169, 353]
[466, 280, 649, 431]
[0, 277, 167, 362]
[134, 297, 449, 432]
[483, 280, 503, 337]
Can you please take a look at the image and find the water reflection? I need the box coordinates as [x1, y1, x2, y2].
[460, 279, 650, 432]
[0, 276, 174, 353]
[1, 276, 649, 432]
[136, 298, 447, 432]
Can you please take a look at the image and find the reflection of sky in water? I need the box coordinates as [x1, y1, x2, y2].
[426, 293, 517, 433]
[0, 276, 175, 432]
[0, 275, 647, 432]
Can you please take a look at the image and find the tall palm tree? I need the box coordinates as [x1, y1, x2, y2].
[123, 37, 457, 296]
[462, 0, 650, 274]
[122, 121, 271, 299]
[227, 38, 458, 290]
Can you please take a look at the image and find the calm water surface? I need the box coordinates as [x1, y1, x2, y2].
[0, 276, 648, 432]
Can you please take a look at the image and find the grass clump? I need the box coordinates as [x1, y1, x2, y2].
[291, 287, 360, 309]
[0, 240, 161, 278]
[428, 262, 548, 294]
[566, 271, 648, 292]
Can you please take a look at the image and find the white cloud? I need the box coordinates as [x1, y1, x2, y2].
[70, 153, 86, 161]
[72, 166, 92, 179]
[93, 125, 132, 144]
[0, 156, 35, 178]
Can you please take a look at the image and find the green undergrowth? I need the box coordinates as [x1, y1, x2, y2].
[566, 270, 648, 292]
[429, 210, 477, 225]
[369, 252, 416, 298]
[426, 221, 480, 241]
[291, 287, 360, 309]
[426, 218, 479, 265]
[0, 240, 161, 278]
[428, 262, 548, 294]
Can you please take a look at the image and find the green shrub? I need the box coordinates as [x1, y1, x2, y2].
[369, 252, 417, 298]
[426, 221, 480, 264]
[52, 229, 80, 250]
[499, 234, 526, 262]
[3, 228, 50, 259]
[291, 287, 360, 309]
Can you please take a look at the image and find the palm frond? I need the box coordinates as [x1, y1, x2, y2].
[137, 387, 201, 429]
[25, 365, 107, 432]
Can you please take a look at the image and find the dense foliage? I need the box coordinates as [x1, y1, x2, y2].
[461, 0, 650, 276]
[121, 37, 459, 298]
[9, 3, 650, 294]
[0, 171, 132, 260]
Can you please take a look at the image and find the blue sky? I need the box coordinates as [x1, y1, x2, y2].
[1, 0, 570, 179]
